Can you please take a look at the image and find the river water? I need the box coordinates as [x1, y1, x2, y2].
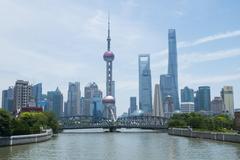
[0, 129, 240, 160]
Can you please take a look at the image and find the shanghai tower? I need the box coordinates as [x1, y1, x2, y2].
[167, 29, 179, 110]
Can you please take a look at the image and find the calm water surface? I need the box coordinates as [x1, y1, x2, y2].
[0, 129, 240, 160]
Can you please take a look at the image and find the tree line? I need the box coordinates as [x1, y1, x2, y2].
[0, 109, 59, 136]
[168, 112, 234, 132]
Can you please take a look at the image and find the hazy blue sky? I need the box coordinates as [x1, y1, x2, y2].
[0, 0, 240, 115]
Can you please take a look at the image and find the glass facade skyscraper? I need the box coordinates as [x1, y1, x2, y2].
[195, 86, 211, 111]
[47, 87, 63, 118]
[128, 97, 137, 115]
[138, 54, 152, 114]
[83, 82, 103, 118]
[2, 90, 8, 111]
[160, 74, 176, 112]
[66, 82, 81, 116]
[32, 83, 42, 107]
[181, 86, 194, 102]
[167, 29, 180, 110]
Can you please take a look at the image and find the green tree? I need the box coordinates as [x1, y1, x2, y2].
[213, 114, 233, 131]
[0, 109, 12, 136]
[188, 113, 205, 129]
[17, 112, 48, 134]
[43, 112, 59, 134]
[11, 118, 30, 135]
[168, 119, 187, 128]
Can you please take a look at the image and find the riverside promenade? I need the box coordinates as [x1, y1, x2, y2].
[168, 128, 240, 143]
[0, 129, 53, 147]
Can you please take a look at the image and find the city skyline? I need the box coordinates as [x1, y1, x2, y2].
[0, 1, 240, 115]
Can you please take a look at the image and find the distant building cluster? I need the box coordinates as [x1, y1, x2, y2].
[1, 80, 108, 119]
[127, 29, 236, 118]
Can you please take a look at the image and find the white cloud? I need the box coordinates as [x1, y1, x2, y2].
[176, 10, 184, 16]
[179, 48, 240, 70]
[151, 48, 240, 71]
[180, 72, 240, 86]
[179, 30, 240, 48]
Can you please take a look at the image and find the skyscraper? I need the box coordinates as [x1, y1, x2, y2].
[13, 80, 32, 112]
[138, 54, 152, 114]
[153, 84, 163, 117]
[167, 29, 179, 110]
[160, 74, 175, 111]
[128, 97, 137, 115]
[2, 90, 8, 111]
[32, 83, 42, 107]
[66, 82, 81, 116]
[195, 86, 211, 112]
[221, 86, 234, 117]
[47, 87, 63, 118]
[102, 15, 116, 120]
[181, 86, 194, 102]
[164, 95, 174, 118]
[83, 82, 103, 117]
[211, 97, 224, 115]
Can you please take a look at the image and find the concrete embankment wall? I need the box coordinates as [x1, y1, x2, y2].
[168, 128, 240, 143]
[0, 129, 53, 147]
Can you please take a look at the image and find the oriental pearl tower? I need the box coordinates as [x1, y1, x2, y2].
[102, 15, 116, 121]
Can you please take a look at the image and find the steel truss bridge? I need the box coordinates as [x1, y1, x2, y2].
[60, 116, 169, 132]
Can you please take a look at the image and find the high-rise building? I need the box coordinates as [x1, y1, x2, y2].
[138, 54, 152, 114]
[13, 80, 32, 112]
[128, 97, 137, 115]
[221, 86, 234, 117]
[168, 29, 178, 87]
[38, 94, 48, 111]
[102, 16, 116, 120]
[83, 82, 103, 117]
[164, 95, 174, 118]
[211, 97, 224, 115]
[195, 86, 211, 112]
[160, 74, 177, 111]
[64, 102, 68, 117]
[159, 30, 180, 111]
[80, 97, 85, 115]
[32, 83, 42, 107]
[181, 102, 195, 113]
[153, 84, 163, 117]
[2, 90, 8, 111]
[167, 29, 179, 110]
[181, 86, 194, 102]
[47, 87, 63, 118]
[66, 82, 81, 116]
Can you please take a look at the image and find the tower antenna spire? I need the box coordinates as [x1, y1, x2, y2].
[107, 12, 111, 51]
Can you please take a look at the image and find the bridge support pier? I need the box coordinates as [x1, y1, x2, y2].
[109, 127, 117, 132]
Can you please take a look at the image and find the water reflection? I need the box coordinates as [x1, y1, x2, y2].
[0, 129, 240, 160]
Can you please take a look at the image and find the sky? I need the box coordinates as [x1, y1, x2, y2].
[0, 0, 240, 116]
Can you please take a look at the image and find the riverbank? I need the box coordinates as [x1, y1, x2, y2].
[0, 129, 53, 147]
[168, 128, 240, 143]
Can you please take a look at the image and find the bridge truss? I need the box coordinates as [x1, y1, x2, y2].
[60, 115, 169, 130]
